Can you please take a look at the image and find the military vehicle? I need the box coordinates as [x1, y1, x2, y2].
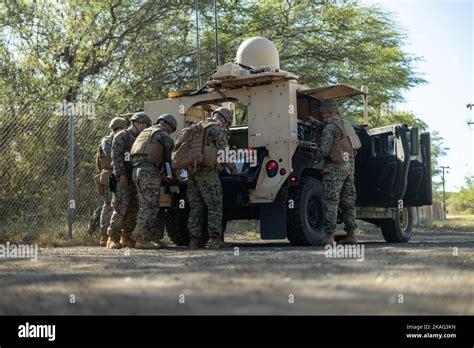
[144, 37, 433, 246]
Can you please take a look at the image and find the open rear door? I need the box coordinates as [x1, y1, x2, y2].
[403, 132, 433, 206]
[355, 124, 411, 207]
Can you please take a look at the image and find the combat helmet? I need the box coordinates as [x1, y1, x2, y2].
[212, 107, 233, 125]
[109, 117, 129, 130]
[130, 112, 152, 126]
[319, 100, 339, 114]
[156, 113, 177, 132]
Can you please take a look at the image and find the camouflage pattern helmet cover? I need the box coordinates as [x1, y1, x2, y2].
[157, 113, 177, 131]
[109, 117, 129, 130]
[130, 112, 152, 126]
[212, 107, 233, 124]
[319, 100, 339, 114]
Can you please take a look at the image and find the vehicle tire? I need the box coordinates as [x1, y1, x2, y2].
[166, 207, 210, 246]
[380, 207, 414, 243]
[287, 176, 325, 246]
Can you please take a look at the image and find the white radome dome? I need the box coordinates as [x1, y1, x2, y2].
[235, 37, 280, 69]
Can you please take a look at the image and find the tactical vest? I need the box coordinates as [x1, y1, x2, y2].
[327, 117, 361, 164]
[96, 135, 113, 171]
[130, 125, 165, 167]
[201, 120, 219, 167]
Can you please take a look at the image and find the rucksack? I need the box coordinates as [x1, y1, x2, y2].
[172, 120, 218, 170]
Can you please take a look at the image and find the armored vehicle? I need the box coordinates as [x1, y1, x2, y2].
[144, 37, 432, 246]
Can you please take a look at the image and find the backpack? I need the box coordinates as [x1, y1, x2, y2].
[172, 120, 218, 170]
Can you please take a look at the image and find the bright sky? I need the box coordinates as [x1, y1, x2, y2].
[365, 0, 473, 191]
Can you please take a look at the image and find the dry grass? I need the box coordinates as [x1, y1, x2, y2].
[3, 215, 471, 249]
[429, 215, 474, 231]
[0, 220, 97, 247]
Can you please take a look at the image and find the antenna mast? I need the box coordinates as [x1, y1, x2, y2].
[195, 0, 202, 88]
[214, 0, 219, 67]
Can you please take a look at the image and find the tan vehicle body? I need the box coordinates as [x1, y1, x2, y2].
[136, 37, 431, 246]
[145, 71, 367, 208]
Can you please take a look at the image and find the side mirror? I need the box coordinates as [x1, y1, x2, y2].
[410, 127, 419, 156]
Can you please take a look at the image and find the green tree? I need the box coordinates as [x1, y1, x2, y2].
[448, 176, 474, 214]
[197, 0, 425, 114]
[0, 0, 434, 222]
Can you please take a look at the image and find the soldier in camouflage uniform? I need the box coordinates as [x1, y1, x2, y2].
[107, 112, 152, 249]
[96, 117, 129, 246]
[130, 114, 176, 249]
[187, 107, 240, 250]
[315, 101, 359, 245]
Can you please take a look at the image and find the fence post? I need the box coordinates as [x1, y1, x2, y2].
[67, 104, 75, 239]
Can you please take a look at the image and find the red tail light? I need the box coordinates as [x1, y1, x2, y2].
[265, 160, 278, 177]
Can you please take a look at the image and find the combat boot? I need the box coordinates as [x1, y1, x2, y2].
[99, 235, 108, 247]
[208, 236, 225, 249]
[134, 238, 164, 250]
[189, 237, 202, 250]
[107, 236, 122, 249]
[154, 239, 167, 248]
[323, 233, 335, 245]
[339, 230, 359, 245]
[120, 235, 136, 249]
[151, 236, 168, 248]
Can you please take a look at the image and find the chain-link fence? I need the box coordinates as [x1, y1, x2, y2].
[414, 202, 444, 225]
[0, 103, 110, 239]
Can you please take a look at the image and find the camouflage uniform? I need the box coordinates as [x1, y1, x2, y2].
[131, 124, 174, 241]
[315, 117, 358, 236]
[187, 120, 236, 239]
[98, 133, 114, 238]
[107, 128, 138, 240]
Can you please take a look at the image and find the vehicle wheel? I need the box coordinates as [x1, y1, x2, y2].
[287, 176, 325, 246]
[380, 207, 414, 243]
[166, 207, 210, 246]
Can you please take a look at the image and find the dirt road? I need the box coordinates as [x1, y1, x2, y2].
[0, 225, 473, 315]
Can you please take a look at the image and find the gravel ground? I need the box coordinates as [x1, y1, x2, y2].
[0, 224, 473, 315]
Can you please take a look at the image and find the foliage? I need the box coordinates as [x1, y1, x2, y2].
[0, 0, 437, 225]
[1, 0, 425, 115]
[448, 176, 474, 214]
